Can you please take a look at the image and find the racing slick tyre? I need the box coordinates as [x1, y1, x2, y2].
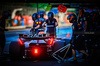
[9, 41, 25, 61]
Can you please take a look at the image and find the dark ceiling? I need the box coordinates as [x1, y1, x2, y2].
[0, 0, 100, 3]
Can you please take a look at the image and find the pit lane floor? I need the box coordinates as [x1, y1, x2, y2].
[0, 26, 100, 66]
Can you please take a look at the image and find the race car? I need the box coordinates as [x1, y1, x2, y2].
[9, 29, 68, 61]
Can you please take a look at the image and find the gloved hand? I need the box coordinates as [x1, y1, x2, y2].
[30, 27, 35, 32]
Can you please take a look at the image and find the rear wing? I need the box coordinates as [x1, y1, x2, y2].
[19, 34, 62, 40]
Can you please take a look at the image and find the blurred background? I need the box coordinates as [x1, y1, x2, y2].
[1, 3, 99, 29]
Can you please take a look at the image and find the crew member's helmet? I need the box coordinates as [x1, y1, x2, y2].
[67, 13, 77, 23]
[32, 13, 38, 21]
[40, 13, 44, 18]
[48, 12, 54, 19]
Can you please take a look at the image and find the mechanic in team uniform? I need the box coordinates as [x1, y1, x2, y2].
[77, 9, 90, 59]
[0, 11, 9, 56]
[85, 11, 100, 58]
[38, 13, 46, 32]
[78, 9, 96, 58]
[31, 13, 40, 34]
[84, 12, 93, 56]
[42, 12, 58, 38]
[67, 13, 89, 61]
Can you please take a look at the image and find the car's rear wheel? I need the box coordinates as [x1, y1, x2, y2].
[9, 41, 25, 61]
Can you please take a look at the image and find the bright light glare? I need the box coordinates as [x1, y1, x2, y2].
[19, 38, 23, 45]
[34, 49, 38, 54]
[49, 38, 54, 45]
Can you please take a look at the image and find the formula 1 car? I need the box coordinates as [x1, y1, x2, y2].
[9, 28, 71, 62]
